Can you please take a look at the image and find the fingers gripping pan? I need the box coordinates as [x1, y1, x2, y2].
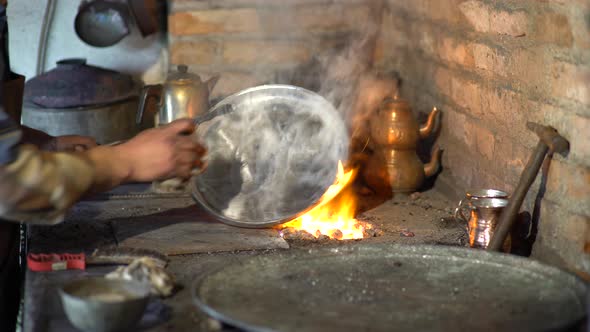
[191, 85, 349, 228]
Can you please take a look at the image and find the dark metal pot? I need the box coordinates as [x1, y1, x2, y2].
[21, 99, 142, 145]
[24, 58, 137, 108]
[21, 59, 145, 144]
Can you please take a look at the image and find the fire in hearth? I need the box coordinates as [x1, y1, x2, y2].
[279, 161, 373, 240]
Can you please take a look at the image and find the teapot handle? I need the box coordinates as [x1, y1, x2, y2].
[206, 74, 221, 93]
[137, 84, 163, 125]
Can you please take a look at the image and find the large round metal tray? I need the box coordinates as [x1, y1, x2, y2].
[192, 244, 588, 332]
[191, 85, 349, 228]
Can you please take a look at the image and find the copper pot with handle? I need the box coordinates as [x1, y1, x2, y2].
[136, 65, 219, 127]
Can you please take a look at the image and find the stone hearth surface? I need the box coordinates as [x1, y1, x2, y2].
[23, 188, 465, 332]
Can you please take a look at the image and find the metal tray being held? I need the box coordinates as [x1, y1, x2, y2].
[191, 85, 349, 228]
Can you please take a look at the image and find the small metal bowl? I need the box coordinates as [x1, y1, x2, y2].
[59, 278, 150, 332]
[74, 0, 131, 47]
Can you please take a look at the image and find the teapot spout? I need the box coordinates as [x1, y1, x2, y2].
[424, 146, 442, 178]
[419, 107, 440, 139]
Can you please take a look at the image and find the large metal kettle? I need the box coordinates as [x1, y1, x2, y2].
[136, 65, 219, 126]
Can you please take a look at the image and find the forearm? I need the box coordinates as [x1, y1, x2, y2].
[83, 145, 131, 193]
[0, 143, 137, 224]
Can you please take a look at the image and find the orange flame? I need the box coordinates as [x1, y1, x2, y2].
[280, 161, 370, 240]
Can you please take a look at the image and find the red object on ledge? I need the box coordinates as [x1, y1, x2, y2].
[27, 253, 86, 272]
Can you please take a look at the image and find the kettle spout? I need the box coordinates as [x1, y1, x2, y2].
[206, 74, 221, 93]
[419, 107, 440, 139]
[424, 146, 442, 178]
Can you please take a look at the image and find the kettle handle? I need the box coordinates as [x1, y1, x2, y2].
[137, 84, 163, 125]
[454, 199, 470, 223]
[206, 74, 221, 93]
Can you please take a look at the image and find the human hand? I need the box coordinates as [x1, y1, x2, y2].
[113, 119, 207, 182]
[50, 135, 98, 152]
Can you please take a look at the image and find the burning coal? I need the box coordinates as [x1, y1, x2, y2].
[278, 161, 378, 240]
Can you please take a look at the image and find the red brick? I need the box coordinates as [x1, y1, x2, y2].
[478, 87, 541, 147]
[570, 8, 590, 49]
[442, 146, 475, 186]
[489, 9, 528, 37]
[458, 0, 490, 33]
[438, 38, 475, 67]
[492, 136, 523, 183]
[394, 0, 465, 25]
[389, 0, 427, 16]
[475, 124, 495, 161]
[532, 11, 573, 47]
[479, 87, 519, 124]
[459, 1, 529, 36]
[507, 48, 551, 93]
[506, 142, 529, 179]
[169, 9, 260, 35]
[481, 172, 511, 193]
[172, 0, 370, 11]
[374, 9, 409, 64]
[169, 40, 218, 65]
[532, 202, 589, 272]
[258, 4, 372, 35]
[546, 160, 590, 213]
[210, 71, 274, 98]
[423, 0, 465, 24]
[222, 40, 311, 66]
[462, 118, 477, 152]
[434, 67, 452, 97]
[542, 104, 590, 164]
[472, 43, 508, 77]
[442, 108, 467, 143]
[570, 114, 590, 163]
[450, 77, 481, 116]
[551, 62, 590, 105]
[417, 25, 437, 57]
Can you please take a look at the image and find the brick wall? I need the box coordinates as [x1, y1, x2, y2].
[168, 0, 379, 100]
[168, 0, 590, 272]
[374, 0, 590, 272]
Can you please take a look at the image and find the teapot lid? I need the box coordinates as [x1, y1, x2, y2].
[168, 64, 203, 83]
[380, 94, 411, 112]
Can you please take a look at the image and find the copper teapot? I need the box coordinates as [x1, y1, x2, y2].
[366, 96, 442, 193]
[136, 65, 219, 126]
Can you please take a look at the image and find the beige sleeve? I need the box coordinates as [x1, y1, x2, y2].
[0, 144, 95, 225]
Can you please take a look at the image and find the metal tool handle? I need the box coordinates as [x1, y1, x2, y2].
[137, 84, 162, 125]
[488, 142, 548, 251]
[488, 123, 569, 252]
[193, 103, 234, 125]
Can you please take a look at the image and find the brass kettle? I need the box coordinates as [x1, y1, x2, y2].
[366, 96, 442, 193]
[136, 65, 219, 126]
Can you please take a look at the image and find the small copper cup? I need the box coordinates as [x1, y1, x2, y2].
[466, 197, 509, 249]
[454, 189, 509, 223]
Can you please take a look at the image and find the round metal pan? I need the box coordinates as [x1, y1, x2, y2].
[191, 85, 349, 228]
[192, 244, 588, 332]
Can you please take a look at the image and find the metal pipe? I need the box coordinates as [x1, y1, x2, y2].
[36, 0, 55, 75]
[487, 141, 549, 251]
